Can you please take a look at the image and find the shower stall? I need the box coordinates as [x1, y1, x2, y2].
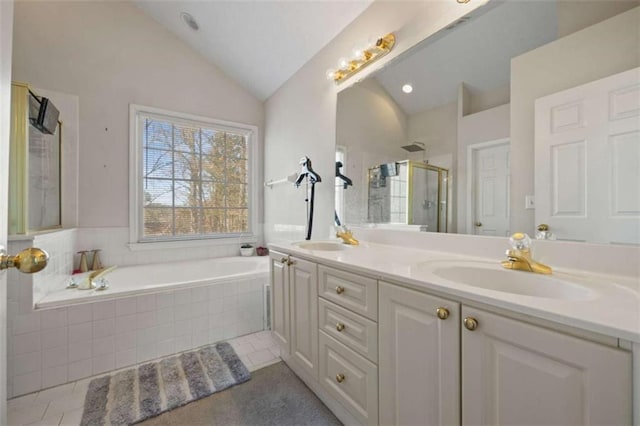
[367, 160, 448, 232]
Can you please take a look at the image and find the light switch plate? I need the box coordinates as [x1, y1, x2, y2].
[525, 195, 535, 209]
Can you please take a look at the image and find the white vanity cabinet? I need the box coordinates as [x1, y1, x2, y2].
[378, 282, 460, 426]
[269, 251, 319, 379]
[461, 306, 632, 426]
[270, 248, 634, 426]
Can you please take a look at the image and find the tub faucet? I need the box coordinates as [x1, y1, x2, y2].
[336, 226, 359, 246]
[501, 233, 551, 275]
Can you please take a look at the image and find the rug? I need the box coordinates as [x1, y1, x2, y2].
[139, 361, 342, 426]
[80, 342, 250, 425]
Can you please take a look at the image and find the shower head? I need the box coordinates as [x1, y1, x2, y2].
[401, 142, 426, 152]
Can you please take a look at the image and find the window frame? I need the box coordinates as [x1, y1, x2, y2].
[129, 103, 258, 249]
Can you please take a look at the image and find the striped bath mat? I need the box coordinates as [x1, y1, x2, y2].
[80, 342, 250, 425]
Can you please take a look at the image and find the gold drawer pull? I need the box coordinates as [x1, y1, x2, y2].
[336, 323, 345, 332]
[464, 317, 478, 331]
[335, 286, 345, 295]
[280, 257, 288, 264]
[336, 373, 345, 383]
[436, 307, 449, 320]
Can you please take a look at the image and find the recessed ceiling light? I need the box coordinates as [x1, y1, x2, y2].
[181, 12, 199, 31]
[402, 84, 413, 94]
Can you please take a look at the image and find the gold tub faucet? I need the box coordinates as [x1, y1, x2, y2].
[500, 232, 552, 275]
[336, 226, 359, 246]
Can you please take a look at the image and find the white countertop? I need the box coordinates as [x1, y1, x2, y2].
[269, 240, 640, 343]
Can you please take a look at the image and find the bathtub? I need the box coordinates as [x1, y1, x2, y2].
[14, 256, 271, 394]
[36, 255, 269, 308]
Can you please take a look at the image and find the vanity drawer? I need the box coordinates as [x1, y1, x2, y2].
[319, 331, 378, 425]
[318, 266, 377, 321]
[319, 298, 378, 363]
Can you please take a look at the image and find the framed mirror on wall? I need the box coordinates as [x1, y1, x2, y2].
[335, 0, 640, 245]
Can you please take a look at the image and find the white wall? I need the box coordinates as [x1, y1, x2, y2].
[510, 6, 640, 234]
[407, 101, 457, 159]
[1, 0, 14, 418]
[12, 0, 265, 253]
[337, 78, 407, 224]
[264, 0, 484, 243]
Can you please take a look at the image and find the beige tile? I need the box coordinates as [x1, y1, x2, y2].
[248, 349, 276, 366]
[34, 383, 74, 404]
[59, 407, 83, 426]
[7, 393, 38, 412]
[7, 401, 49, 426]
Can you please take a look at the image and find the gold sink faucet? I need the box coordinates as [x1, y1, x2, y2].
[501, 232, 552, 275]
[336, 226, 359, 245]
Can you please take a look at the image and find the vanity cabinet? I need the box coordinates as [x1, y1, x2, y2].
[378, 282, 460, 426]
[461, 306, 632, 425]
[269, 251, 319, 379]
[271, 250, 633, 426]
[318, 265, 379, 425]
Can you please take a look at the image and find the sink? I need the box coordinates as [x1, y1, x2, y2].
[426, 261, 597, 301]
[294, 241, 350, 251]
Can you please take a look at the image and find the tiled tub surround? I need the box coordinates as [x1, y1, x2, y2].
[7, 246, 269, 398]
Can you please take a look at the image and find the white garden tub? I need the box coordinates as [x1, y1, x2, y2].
[37, 256, 269, 308]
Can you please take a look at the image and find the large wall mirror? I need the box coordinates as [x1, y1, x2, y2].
[335, 0, 639, 245]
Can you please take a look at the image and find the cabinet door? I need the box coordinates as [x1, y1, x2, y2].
[379, 282, 460, 426]
[462, 307, 632, 425]
[269, 251, 290, 355]
[289, 256, 319, 379]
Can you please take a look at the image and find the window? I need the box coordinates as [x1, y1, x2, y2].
[129, 104, 257, 245]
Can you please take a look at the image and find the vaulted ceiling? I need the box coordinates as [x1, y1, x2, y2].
[135, 1, 373, 101]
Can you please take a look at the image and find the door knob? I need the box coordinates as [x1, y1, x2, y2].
[0, 248, 49, 274]
[474, 222, 482, 227]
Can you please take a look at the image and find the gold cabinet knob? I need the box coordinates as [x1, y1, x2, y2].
[335, 286, 345, 295]
[537, 223, 549, 232]
[336, 323, 345, 332]
[474, 222, 482, 227]
[0, 248, 49, 274]
[464, 317, 478, 331]
[280, 257, 288, 264]
[436, 307, 449, 320]
[286, 259, 296, 266]
[336, 373, 345, 383]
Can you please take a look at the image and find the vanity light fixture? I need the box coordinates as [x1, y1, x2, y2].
[326, 33, 396, 84]
[402, 84, 413, 94]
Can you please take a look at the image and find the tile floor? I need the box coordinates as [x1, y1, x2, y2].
[7, 330, 280, 426]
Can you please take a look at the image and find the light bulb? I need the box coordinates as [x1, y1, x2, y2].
[326, 69, 337, 80]
[402, 84, 413, 94]
[351, 46, 366, 61]
[338, 57, 349, 69]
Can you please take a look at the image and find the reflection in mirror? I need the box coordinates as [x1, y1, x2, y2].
[336, 0, 640, 244]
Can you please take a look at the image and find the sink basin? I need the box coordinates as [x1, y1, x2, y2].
[427, 261, 597, 301]
[294, 241, 350, 251]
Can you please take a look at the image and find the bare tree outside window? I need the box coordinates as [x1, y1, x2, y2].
[141, 117, 249, 239]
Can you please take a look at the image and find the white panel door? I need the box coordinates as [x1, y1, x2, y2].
[379, 282, 460, 426]
[462, 307, 632, 425]
[472, 142, 510, 236]
[535, 67, 640, 244]
[269, 251, 290, 355]
[289, 257, 318, 379]
[0, 1, 14, 421]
